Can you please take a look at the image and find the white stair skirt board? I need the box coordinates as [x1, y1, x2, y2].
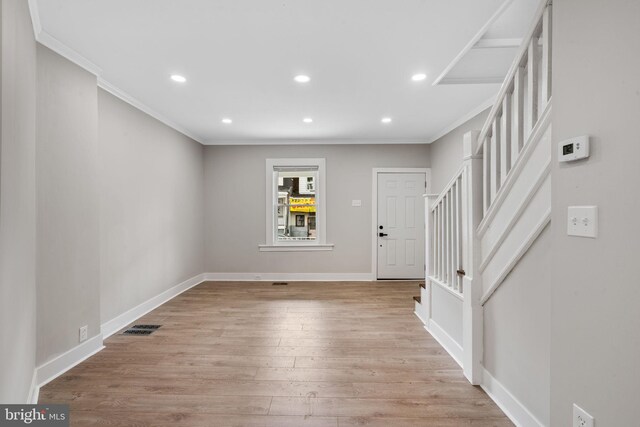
[35, 334, 104, 391]
[480, 210, 550, 306]
[204, 272, 375, 282]
[101, 273, 207, 339]
[425, 320, 463, 368]
[481, 368, 545, 427]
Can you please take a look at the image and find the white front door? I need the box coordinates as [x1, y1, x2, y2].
[377, 173, 426, 279]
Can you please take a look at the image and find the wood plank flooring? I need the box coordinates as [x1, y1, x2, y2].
[39, 281, 512, 426]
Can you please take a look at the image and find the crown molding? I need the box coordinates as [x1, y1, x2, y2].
[37, 31, 103, 76]
[27, 0, 42, 39]
[425, 95, 495, 144]
[203, 138, 430, 146]
[26, 0, 204, 144]
[97, 78, 205, 143]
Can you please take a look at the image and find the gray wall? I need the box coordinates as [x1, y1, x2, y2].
[551, 0, 640, 424]
[429, 109, 489, 194]
[98, 89, 205, 323]
[204, 144, 429, 274]
[0, 0, 37, 403]
[484, 226, 550, 425]
[36, 45, 101, 365]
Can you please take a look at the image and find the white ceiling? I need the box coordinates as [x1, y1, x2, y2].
[34, 0, 537, 145]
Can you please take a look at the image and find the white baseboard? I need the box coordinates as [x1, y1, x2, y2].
[27, 370, 39, 404]
[413, 309, 427, 325]
[101, 273, 206, 338]
[481, 368, 546, 427]
[204, 272, 376, 282]
[35, 333, 104, 389]
[414, 302, 428, 325]
[425, 319, 463, 368]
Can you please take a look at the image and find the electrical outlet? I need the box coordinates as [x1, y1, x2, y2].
[79, 325, 88, 343]
[573, 404, 594, 427]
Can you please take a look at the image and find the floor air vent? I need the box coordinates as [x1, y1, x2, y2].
[131, 324, 161, 330]
[122, 324, 161, 336]
[272, 282, 288, 286]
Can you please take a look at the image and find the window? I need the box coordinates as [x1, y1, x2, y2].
[261, 158, 332, 251]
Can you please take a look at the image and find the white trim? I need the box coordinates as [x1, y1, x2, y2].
[479, 161, 551, 272]
[371, 168, 431, 280]
[204, 272, 375, 282]
[29, 273, 208, 398]
[205, 138, 430, 146]
[100, 273, 206, 339]
[477, 101, 552, 236]
[264, 158, 327, 248]
[428, 276, 464, 301]
[432, 0, 516, 86]
[27, 0, 42, 39]
[480, 210, 550, 306]
[437, 77, 504, 85]
[481, 368, 546, 427]
[473, 38, 523, 49]
[426, 96, 495, 144]
[414, 304, 428, 325]
[424, 320, 463, 368]
[97, 78, 204, 143]
[258, 244, 334, 252]
[35, 334, 104, 388]
[36, 31, 102, 75]
[27, 370, 39, 404]
[26, 0, 204, 144]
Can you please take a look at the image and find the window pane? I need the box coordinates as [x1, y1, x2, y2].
[275, 169, 317, 242]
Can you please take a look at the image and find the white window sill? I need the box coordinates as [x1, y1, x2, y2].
[259, 243, 335, 252]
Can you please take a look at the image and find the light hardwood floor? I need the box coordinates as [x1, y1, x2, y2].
[39, 281, 512, 426]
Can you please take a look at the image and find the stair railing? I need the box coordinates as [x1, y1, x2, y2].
[425, 131, 483, 384]
[425, 0, 553, 385]
[477, 0, 553, 219]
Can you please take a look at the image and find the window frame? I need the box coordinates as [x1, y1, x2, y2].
[260, 158, 333, 252]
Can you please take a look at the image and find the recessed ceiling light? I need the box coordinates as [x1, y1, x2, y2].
[294, 74, 311, 83]
[221, 118, 232, 124]
[381, 117, 392, 124]
[170, 74, 187, 83]
[411, 73, 427, 82]
[303, 118, 313, 123]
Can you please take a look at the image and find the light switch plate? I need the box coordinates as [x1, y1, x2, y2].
[567, 206, 598, 238]
[351, 200, 362, 207]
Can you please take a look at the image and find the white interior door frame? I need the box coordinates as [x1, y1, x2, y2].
[371, 168, 432, 280]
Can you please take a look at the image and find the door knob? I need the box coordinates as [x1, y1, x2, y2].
[379, 232, 388, 237]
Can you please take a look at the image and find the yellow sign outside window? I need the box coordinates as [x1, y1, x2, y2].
[289, 197, 316, 213]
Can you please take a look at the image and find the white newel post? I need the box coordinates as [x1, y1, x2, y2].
[423, 193, 438, 323]
[462, 130, 484, 385]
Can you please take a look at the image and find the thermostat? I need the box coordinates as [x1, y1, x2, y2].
[558, 136, 589, 162]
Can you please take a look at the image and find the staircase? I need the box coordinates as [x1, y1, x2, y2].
[414, 0, 553, 388]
